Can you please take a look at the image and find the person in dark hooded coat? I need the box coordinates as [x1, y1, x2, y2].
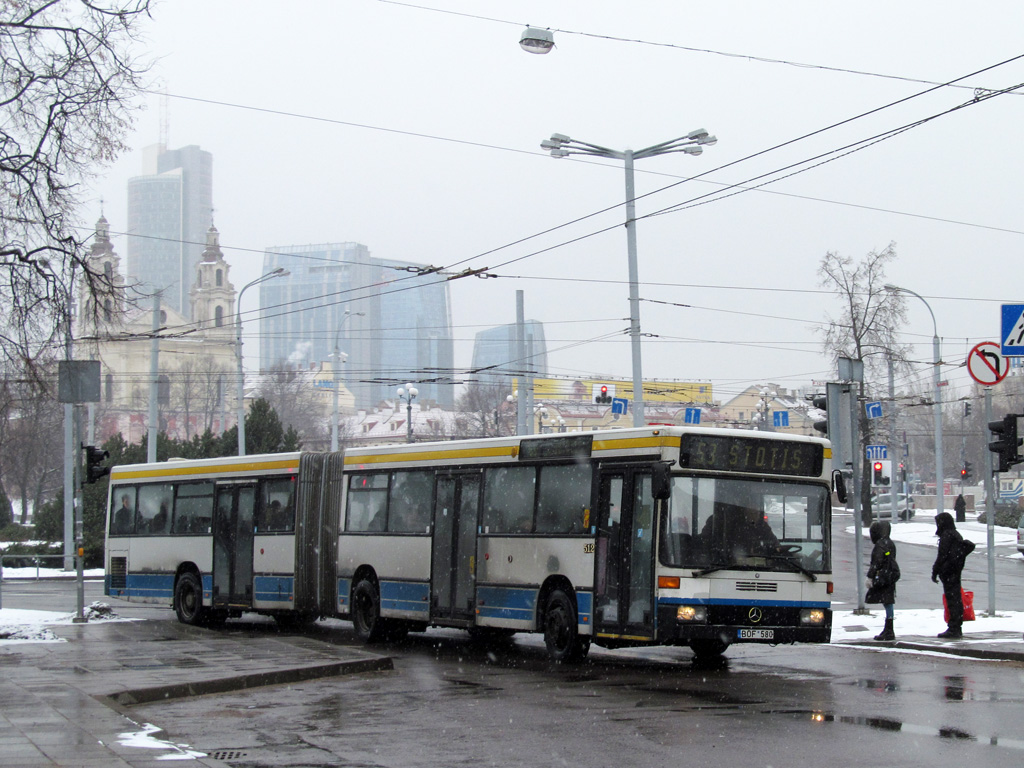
[931, 511, 965, 639]
[866, 520, 899, 641]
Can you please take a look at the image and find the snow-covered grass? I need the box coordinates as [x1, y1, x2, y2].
[0, 566, 105, 579]
[0, 602, 129, 643]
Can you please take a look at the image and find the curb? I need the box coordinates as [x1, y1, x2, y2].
[99, 656, 394, 714]
[838, 639, 1024, 663]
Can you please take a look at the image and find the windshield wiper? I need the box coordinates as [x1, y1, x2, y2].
[765, 554, 817, 581]
[693, 562, 743, 577]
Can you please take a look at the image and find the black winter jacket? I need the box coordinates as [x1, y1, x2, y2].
[932, 512, 965, 583]
[866, 521, 899, 604]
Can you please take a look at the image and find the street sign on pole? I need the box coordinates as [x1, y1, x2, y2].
[1001, 304, 1024, 357]
[865, 444, 888, 460]
[967, 341, 1008, 386]
[864, 401, 883, 419]
[611, 397, 628, 416]
[684, 407, 701, 424]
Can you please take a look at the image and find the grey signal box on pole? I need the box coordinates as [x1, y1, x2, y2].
[57, 360, 101, 404]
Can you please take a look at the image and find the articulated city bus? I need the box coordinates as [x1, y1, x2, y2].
[105, 426, 836, 660]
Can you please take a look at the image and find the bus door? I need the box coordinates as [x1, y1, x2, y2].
[593, 468, 656, 641]
[212, 483, 256, 608]
[430, 472, 481, 622]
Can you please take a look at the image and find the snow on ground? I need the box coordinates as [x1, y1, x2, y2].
[846, 506, 1021, 555]
[0, 602, 129, 643]
[832, 608, 1023, 643]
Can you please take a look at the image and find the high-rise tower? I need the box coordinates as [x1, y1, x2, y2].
[126, 144, 213, 315]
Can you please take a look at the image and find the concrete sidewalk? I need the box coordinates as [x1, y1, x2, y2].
[0, 617, 392, 767]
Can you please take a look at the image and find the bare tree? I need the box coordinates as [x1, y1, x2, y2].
[453, 382, 516, 439]
[818, 244, 912, 520]
[1, 1, 152, 373]
[171, 355, 231, 440]
[256, 365, 331, 449]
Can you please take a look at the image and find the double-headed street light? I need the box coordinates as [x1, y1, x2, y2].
[331, 309, 365, 452]
[397, 383, 418, 443]
[235, 267, 289, 456]
[542, 130, 717, 427]
[884, 284, 944, 514]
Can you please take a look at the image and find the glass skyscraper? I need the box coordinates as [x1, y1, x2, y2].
[471, 321, 548, 385]
[126, 144, 213, 315]
[259, 243, 454, 409]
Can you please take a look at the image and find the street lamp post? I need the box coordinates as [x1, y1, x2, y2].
[332, 310, 364, 452]
[885, 284, 944, 514]
[235, 267, 288, 456]
[397, 384, 418, 443]
[542, 130, 717, 427]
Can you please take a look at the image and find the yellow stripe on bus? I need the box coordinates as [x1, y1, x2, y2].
[346, 445, 520, 465]
[110, 458, 300, 481]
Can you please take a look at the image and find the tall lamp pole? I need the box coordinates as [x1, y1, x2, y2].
[235, 267, 288, 456]
[332, 310, 364, 451]
[397, 383, 418, 443]
[542, 129, 717, 427]
[885, 284, 944, 514]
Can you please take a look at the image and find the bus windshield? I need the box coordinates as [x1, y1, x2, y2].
[660, 476, 830, 573]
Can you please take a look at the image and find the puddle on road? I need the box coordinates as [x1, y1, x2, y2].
[767, 709, 1024, 751]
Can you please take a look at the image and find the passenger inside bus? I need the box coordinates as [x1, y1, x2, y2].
[112, 494, 133, 534]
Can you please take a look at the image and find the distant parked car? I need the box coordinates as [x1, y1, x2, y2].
[869, 493, 916, 521]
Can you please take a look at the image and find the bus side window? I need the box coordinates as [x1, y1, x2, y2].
[347, 474, 388, 532]
[536, 464, 591, 534]
[136, 484, 174, 535]
[482, 466, 535, 533]
[111, 488, 135, 535]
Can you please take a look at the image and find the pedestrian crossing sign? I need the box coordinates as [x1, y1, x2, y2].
[1001, 304, 1024, 357]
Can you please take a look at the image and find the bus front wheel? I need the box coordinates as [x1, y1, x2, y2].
[352, 579, 385, 642]
[690, 639, 729, 660]
[174, 572, 206, 626]
[543, 588, 590, 663]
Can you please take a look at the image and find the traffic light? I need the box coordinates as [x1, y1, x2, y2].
[873, 461, 884, 484]
[964, 402, 972, 418]
[594, 385, 612, 405]
[83, 445, 110, 484]
[812, 394, 828, 435]
[988, 414, 1023, 473]
[962, 461, 973, 482]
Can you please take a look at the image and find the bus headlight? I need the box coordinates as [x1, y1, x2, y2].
[800, 609, 826, 625]
[676, 605, 707, 622]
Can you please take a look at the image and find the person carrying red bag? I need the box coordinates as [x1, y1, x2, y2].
[931, 511, 974, 639]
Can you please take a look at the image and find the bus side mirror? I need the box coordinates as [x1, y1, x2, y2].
[832, 470, 848, 505]
[652, 462, 672, 500]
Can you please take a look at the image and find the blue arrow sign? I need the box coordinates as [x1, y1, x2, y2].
[684, 407, 701, 424]
[611, 397, 628, 415]
[865, 444, 888, 460]
[1001, 304, 1024, 357]
[772, 411, 789, 427]
[865, 401, 883, 419]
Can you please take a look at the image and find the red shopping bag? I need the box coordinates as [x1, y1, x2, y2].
[942, 589, 976, 622]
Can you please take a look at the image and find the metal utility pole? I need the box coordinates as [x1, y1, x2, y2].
[147, 294, 160, 463]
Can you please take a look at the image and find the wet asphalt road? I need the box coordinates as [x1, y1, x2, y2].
[3, 518, 1024, 767]
[127, 620, 1024, 768]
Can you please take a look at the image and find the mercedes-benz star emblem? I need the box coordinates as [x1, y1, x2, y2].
[748, 607, 763, 623]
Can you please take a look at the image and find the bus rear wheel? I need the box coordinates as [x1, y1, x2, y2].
[174, 572, 207, 626]
[543, 588, 590, 663]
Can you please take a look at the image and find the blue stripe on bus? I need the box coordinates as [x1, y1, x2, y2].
[576, 590, 593, 624]
[658, 596, 831, 609]
[253, 576, 294, 603]
[125, 572, 175, 600]
[380, 580, 430, 615]
[476, 585, 536, 621]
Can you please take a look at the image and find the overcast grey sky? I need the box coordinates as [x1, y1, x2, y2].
[84, 0, 1024, 406]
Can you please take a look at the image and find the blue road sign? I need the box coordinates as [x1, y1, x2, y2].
[865, 444, 888, 460]
[772, 411, 789, 427]
[684, 407, 701, 424]
[611, 397, 628, 415]
[1001, 304, 1024, 357]
[865, 401, 883, 419]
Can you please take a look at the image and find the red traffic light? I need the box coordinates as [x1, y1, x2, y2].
[600, 385, 608, 395]
[873, 462, 882, 471]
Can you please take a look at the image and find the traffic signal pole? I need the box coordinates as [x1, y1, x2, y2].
[983, 388, 995, 616]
